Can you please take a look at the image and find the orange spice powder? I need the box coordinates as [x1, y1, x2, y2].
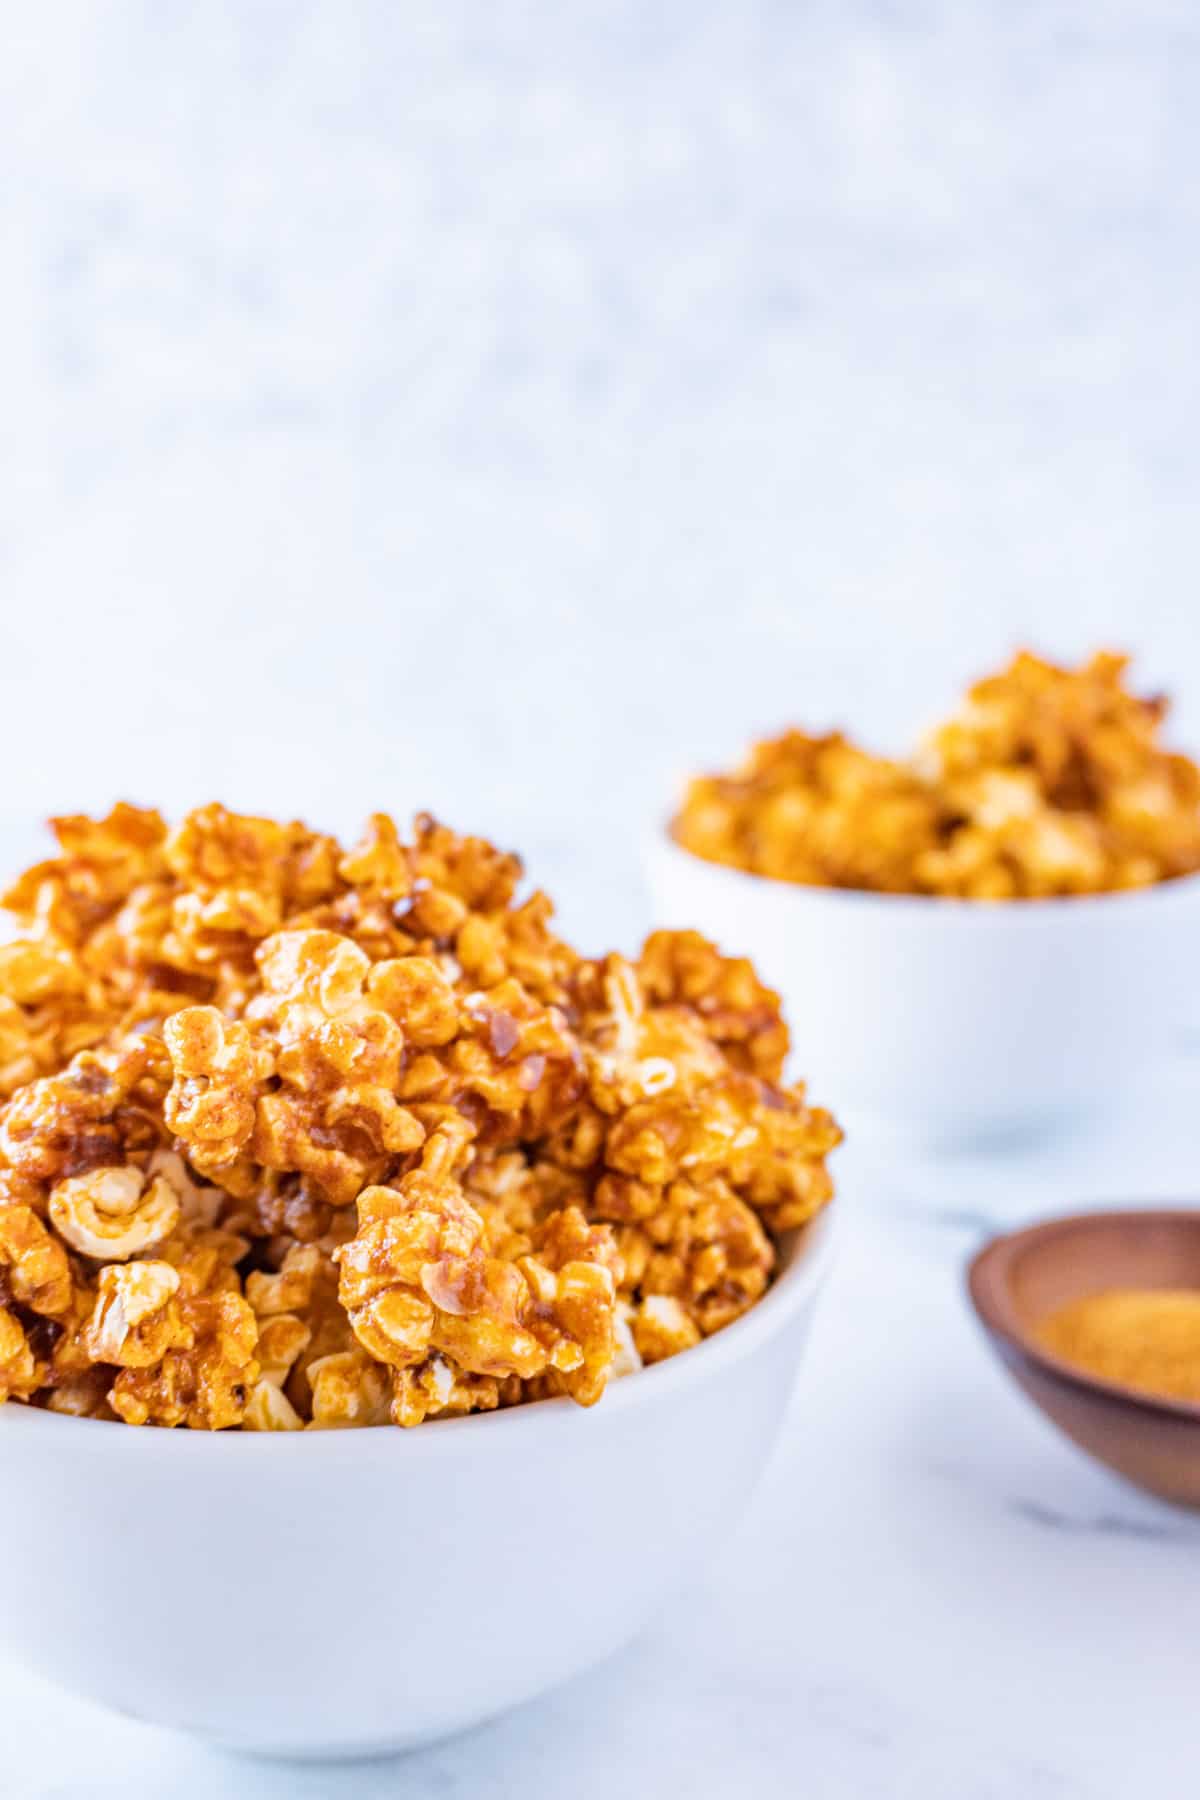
[1036, 1289, 1200, 1403]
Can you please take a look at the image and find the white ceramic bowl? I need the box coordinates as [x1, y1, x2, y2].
[649, 832, 1200, 1142]
[0, 1212, 833, 1761]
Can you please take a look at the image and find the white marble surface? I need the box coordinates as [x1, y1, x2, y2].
[2, 3, 1200, 1794]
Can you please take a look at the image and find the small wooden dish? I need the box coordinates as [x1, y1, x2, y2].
[967, 1208, 1200, 1509]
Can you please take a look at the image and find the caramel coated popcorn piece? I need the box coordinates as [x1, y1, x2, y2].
[0, 1203, 76, 1402]
[0, 804, 839, 1427]
[636, 930, 788, 1082]
[162, 804, 341, 966]
[917, 651, 1200, 896]
[40, 1367, 116, 1419]
[241, 1262, 315, 1432]
[0, 1036, 169, 1188]
[49, 1165, 180, 1261]
[0, 1203, 75, 1319]
[675, 731, 944, 894]
[307, 1348, 392, 1429]
[254, 1312, 311, 1388]
[630, 1294, 701, 1364]
[243, 931, 426, 1202]
[104, 1278, 259, 1429]
[85, 1261, 187, 1368]
[520, 1206, 623, 1404]
[555, 943, 841, 1342]
[0, 937, 87, 1008]
[163, 1008, 273, 1180]
[335, 1127, 622, 1415]
[243, 1378, 304, 1431]
[254, 1240, 366, 1423]
[337, 812, 412, 899]
[391, 1357, 517, 1428]
[0, 1307, 41, 1401]
[2, 805, 168, 945]
[599, 1175, 773, 1335]
[0, 999, 41, 1100]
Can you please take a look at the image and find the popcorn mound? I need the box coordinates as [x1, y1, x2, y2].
[673, 650, 1200, 899]
[0, 806, 839, 1430]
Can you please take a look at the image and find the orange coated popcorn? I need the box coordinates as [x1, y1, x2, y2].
[0, 804, 838, 1428]
[677, 731, 945, 894]
[0, 1204, 76, 1401]
[673, 651, 1200, 899]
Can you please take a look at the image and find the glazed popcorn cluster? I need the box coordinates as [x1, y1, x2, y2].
[0, 805, 838, 1430]
[674, 651, 1200, 900]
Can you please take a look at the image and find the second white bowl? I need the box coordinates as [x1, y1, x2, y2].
[648, 832, 1200, 1142]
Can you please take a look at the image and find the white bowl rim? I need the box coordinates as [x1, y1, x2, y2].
[0, 1209, 835, 1456]
[651, 822, 1200, 920]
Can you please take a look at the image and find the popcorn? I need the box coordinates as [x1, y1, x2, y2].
[163, 1009, 273, 1180]
[630, 1294, 701, 1365]
[333, 1125, 621, 1408]
[0, 1203, 75, 1318]
[84, 1261, 187, 1368]
[307, 1349, 393, 1429]
[0, 1202, 77, 1401]
[390, 1357, 514, 1428]
[636, 930, 789, 1082]
[0, 999, 41, 1100]
[107, 1297, 259, 1429]
[243, 1380, 304, 1432]
[254, 1313, 312, 1388]
[0, 937, 87, 1008]
[0, 805, 838, 1428]
[0, 1036, 169, 1188]
[245, 1246, 328, 1320]
[49, 1165, 180, 1261]
[246, 1174, 352, 1246]
[610, 1302, 644, 1378]
[100, 1270, 260, 1430]
[242, 1262, 313, 1434]
[599, 1176, 773, 1335]
[41, 1366, 114, 1419]
[519, 1206, 622, 1404]
[2, 804, 169, 946]
[0, 1307, 41, 1402]
[673, 651, 1200, 899]
[674, 731, 944, 894]
[260, 1241, 368, 1421]
[146, 1149, 224, 1229]
[242, 930, 426, 1203]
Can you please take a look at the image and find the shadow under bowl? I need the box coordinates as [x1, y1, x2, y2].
[967, 1208, 1200, 1509]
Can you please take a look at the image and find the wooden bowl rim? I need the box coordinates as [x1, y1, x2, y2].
[967, 1206, 1200, 1427]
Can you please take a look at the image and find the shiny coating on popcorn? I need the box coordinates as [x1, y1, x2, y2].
[0, 804, 838, 1428]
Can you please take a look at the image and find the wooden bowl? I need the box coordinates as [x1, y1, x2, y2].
[967, 1209, 1200, 1509]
